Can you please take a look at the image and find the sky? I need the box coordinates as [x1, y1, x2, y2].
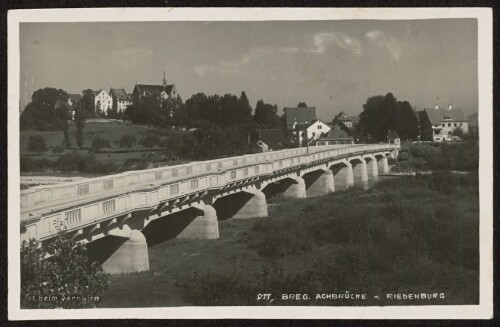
[19, 19, 478, 121]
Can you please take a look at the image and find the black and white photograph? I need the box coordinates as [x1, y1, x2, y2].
[7, 7, 493, 320]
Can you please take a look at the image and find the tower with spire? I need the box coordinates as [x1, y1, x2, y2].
[163, 69, 167, 86]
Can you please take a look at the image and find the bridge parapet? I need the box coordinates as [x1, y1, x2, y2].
[20, 144, 396, 243]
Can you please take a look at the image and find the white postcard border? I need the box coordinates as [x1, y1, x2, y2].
[7, 7, 493, 320]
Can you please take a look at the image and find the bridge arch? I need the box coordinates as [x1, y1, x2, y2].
[212, 187, 268, 220]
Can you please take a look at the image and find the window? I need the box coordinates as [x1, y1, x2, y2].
[454, 123, 457, 127]
[442, 123, 445, 127]
[318, 125, 322, 129]
[460, 123, 463, 126]
[448, 123, 451, 127]
[170, 184, 179, 195]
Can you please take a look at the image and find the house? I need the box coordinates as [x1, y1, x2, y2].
[254, 129, 289, 152]
[315, 120, 354, 145]
[291, 119, 331, 145]
[109, 88, 132, 113]
[388, 130, 400, 146]
[337, 115, 359, 129]
[93, 90, 113, 116]
[132, 71, 178, 104]
[284, 106, 316, 130]
[67, 94, 81, 120]
[418, 105, 469, 142]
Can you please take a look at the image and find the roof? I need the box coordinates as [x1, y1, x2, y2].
[284, 107, 316, 129]
[135, 84, 176, 96]
[424, 107, 468, 124]
[68, 94, 81, 102]
[338, 115, 359, 124]
[255, 129, 289, 150]
[318, 120, 353, 141]
[388, 130, 400, 140]
[109, 88, 130, 101]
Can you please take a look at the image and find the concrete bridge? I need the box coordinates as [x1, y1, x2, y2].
[20, 144, 398, 274]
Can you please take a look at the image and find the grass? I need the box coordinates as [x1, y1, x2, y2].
[20, 120, 155, 152]
[98, 172, 479, 307]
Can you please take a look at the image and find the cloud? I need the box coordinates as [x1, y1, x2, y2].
[193, 31, 362, 77]
[105, 47, 154, 69]
[365, 30, 402, 61]
[309, 32, 362, 56]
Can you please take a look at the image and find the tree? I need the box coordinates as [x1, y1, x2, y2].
[21, 229, 109, 309]
[28, 135, 48, 154]
[254, 99, 280, 128]
[81, 89, 96, 118]
[297, 102, 308, 108]
[118, 134, 136, 149]
[74, 106, 87, 149]
[20, 88, 70, 131]
[359, 92, 419, 142]
[91, 137, 110, 152]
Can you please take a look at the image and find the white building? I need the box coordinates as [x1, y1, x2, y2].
[423, 105, 469, 142]
[292, 119, 331, 145]
[109, 88, 133, 113]
[93, 90, 113, 116]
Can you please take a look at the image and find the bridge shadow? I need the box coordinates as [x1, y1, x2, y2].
[213, 192, 254, 221]
[261, 178, 295, 199]
[87, 236, 128, 266]
[141, 207, 200, 247]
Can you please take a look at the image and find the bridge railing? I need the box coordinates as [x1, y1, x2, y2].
[20, 144, 394, 210]
[20, 143, 395, 242]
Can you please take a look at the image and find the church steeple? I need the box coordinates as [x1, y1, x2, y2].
[163, 69, 167, 86]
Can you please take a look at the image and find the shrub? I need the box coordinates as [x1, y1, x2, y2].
[27, 135, 48, 154]
[91, 137, 111, 152]
[21, 229, 109, 309]
[52, 145, 64, 154]
[118, 134, 136, 149]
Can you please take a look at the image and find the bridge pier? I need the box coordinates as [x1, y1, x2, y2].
[93, 229, 150, 275]
[282, 176, 306, 199]
[366, 157, 379, 182]
[352, 158, 369, 189]
[377, 155, 389, 174]
[176, 204, 219, 240]
[303, 169, 335, 197]
[331, 162, 354, 191]
[214, 189, 268, 220]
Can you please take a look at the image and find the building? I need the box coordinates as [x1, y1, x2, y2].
[292, 119, 331, 145]
[109, 88, 133, 113]
[132, 71, 178, 104]
[284, 106, 316, 130]
[67, 94, 81, 120]
[315, 120, 354, 145]
[418, 105, 469, 142]
[387, 129, 400, 146]
[93, 90, 113, 116]
[337, 115, 359, 129]
[254, 129, 290, 152]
